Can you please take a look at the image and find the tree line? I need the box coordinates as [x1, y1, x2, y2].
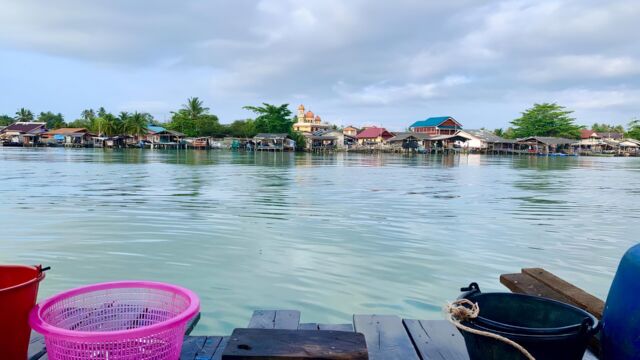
[493, 103, 640, 140]
[0, 98, 307, 146]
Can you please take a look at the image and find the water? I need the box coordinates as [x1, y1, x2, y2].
[1, 148, 638, 335]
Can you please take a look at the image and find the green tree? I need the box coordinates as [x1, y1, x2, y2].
[123, 112, 148, 136]
[167, 97, 219, 137]
[81, 109, 96, 122]
[225, 119, 257, 138]
[38, 111, 66, 129]
[243, 103, 293, 133]
[591, 123, 625, 134]
[102, 113, 122, 136]
[68, 119, 91, 128]
[15, 108, 34, 122]
[510, 103, 583, 139]
[493, 128, 504, 137]
[0, 115, 13, 126]
[627, 119, 640, 140]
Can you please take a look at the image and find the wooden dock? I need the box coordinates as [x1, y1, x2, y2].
[28, 309, 598, 359]
[27, 268, 602, 359]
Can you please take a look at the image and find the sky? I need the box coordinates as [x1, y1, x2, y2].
[0, 0, 639, 131]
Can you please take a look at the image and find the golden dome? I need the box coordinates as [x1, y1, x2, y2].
[298, 104, 305, 110]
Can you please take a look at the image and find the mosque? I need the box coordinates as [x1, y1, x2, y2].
[292, 105, 330, 133]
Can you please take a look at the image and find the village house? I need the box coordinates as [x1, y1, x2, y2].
[342, 126, 358, 137]
[516, 137, 575, 155]
[292, 105, 330, 134]
[460, 129, 516, 153]
[0, 122, 47, 146]
[253, 133, 296, 151]
[145, 125, 185, 148]
[409, 116, 462, 135]
[307, 129, 346, 151]
[41, 128, 95, 147]
[356, 127, 394, 145]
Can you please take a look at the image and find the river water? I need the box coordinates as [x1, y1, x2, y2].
[0, 148, 638, 334]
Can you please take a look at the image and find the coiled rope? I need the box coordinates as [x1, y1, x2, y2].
[445, 299, 536, 360]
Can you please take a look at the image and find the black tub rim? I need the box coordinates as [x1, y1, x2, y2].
[459, 284, 600, 337]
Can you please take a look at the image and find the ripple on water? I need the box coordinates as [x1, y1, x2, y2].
[0, 148, 638, 333]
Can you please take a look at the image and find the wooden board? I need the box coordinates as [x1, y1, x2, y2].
[181, 336, 226, 360]
[319, 324, 353, 332]
[353, 315, 419, 360]
[522, 268, 604, 319]
[403, 319, 469, 360]
[221, 328, 368, 359]
[248, 310, 301, 330]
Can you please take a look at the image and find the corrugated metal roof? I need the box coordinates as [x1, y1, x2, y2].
[409, 116, 460, 129]
[147, 125, 166, 134]
[1, 122, 47, 134]
[356, 127, 394, 139]
[464, 129, 515, 143]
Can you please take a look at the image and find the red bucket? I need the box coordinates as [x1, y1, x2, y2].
[0, 265, 47, 360]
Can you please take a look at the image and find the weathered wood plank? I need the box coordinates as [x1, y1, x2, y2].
[500, 273, 574, 304]
[318, 324, 354, 332]
[248, 310, 277, 329]
[181, 336, 208, 360]
[522, 268, 605, 319]
[403, 320, 469, 360]
[298, 323, 319, 330]
[353, 315, 419, 360]
[198, 337, 224, 360]
[248, 310, 300, 330]
[221, 328, 368, 359]
[274, 310, 301, 330]
[212, 337, 230, 360]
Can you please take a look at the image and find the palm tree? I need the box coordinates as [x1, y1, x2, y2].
[124, 112, 148, 137]
[81, 109, 96, 121]
[15, 108, 34, 122]
[243, 103, 293, 133]
[180, 97, 209, 120]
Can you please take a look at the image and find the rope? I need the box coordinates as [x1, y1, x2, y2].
[445, 299, 536, 360]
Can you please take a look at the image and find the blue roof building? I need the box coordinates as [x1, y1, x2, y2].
[409, 116, 462, 135]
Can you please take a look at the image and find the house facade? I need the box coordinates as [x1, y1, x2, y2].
[0, 122, 47, 145]
[355, 127, 394, 145]
[42, 128, 95, 146]
[343, 126, 358, 137]
[409, 116, 462, 135]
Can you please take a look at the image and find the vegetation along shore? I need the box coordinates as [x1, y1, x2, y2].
[1, 98, 639, 156]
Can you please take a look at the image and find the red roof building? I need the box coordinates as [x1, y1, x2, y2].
[580, 129, 598, 139]
[356, 126, 394, 144]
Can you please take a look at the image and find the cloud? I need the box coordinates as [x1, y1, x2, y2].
[0, 0, 639, 127]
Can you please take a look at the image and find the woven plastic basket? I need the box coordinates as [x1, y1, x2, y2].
[29, 281, 199, 360]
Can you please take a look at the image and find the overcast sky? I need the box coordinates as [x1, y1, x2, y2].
[0, 0, 638, 130]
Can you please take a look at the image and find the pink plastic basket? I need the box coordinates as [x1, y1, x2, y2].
[29, 281, 200, 360]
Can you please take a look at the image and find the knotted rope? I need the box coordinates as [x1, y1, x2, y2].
[445, 299, 536, 360]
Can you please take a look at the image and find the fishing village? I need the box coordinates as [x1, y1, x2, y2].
[2, 101, 640, 157]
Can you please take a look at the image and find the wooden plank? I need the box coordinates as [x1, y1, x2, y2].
[248, 310, 277, 329]
[403, 319, 469, 360]
[221, 328, 367, 359]
[212, 337, 230, 360]
[353, 315, 419, 360]
[181, 336, 208, 360]
[274, 310, 301, 330]
[298, 323, 319, 330]
[248, 310, 300, 330]
[197, 337, 224, 360]
[522, 268, 605, 319]
[318, 324, 354, 332]
[500, 273, 574, 304]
